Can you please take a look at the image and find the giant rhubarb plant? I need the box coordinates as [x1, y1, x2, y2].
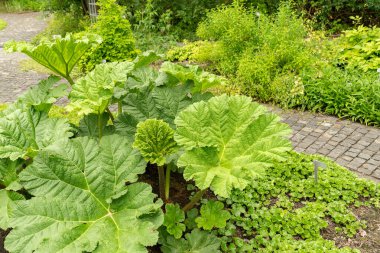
[4, 135, 163, 253]
[5, 34, 101, 85]
[175, 95, 292, 201]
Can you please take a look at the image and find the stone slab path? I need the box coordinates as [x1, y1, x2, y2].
[0, 13, 379, 182]
[0, 12, 48, 103]
[267, 105, 380, 183]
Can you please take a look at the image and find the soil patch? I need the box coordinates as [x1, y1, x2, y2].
[322, 206, 380, 253]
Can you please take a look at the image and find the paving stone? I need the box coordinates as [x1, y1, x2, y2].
[0, 13, 48, 104]
[358, 153, 372, 160]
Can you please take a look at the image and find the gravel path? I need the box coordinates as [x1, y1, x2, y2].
[0, 12, 48, 103]
[0, 12, 379, 182]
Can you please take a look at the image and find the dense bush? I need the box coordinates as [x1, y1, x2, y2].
[167, 2, 380, 126]
[297, 66, 380, 126]
[187, 3, 311, 105]
[334, 25, 380, 72]
[242, 0, 380, 32]
[121, 0, 229, 38]
[78, 0, 137, 72]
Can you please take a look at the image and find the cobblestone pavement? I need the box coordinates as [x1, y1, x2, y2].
[266, 105, 380, 183]
[0, 12, 48, 103]
[0, 13, 379, 183]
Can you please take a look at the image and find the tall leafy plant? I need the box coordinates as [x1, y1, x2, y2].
[133, 119, 177, 201]
[5, 34, 101, 85]
[175, 95, 292, 209]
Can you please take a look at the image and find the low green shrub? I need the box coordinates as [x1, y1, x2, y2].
[33, 5, 89, 41]
[298, 66, 380, 126]
[0, 0, 44, 11]
[78, 0, 138, 72]
[334, 25, 380, 72]
[193, 2, 312, 104]
[0, 18, 7, 31]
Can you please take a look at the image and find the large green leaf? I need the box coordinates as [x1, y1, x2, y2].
[160, 62, 224, 93]
[5, 135, 162, 253]
[0, 190, 24, 230]
[160, 229, 221, 253]
[67, 61, 134, 115]
[77, 113, 115, 139]
[174, 95, 292, 197]
[17, 76, 68, 111]
[0, 106, 73, 160]
[133, 119, 177, 166]
[5, 34, 101, 84]
[116, 84, 213, 137]
[0, 159, 22, 190]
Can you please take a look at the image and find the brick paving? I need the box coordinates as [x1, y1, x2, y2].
[0, 12, 48, 103]
[266, 105, 380, 183]
[0, 13, 379, 183]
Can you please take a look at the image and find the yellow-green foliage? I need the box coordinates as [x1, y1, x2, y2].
[0, 104, 8, 111]
[48, 105, 81, 125]
[0, 18, 7, 31]
[79, 0, 137, 72]
[335, 25, 380, 72]
[190, 3, 312, 104]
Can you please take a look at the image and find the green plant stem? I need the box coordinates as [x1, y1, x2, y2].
[98, 112, 103, 139]
[66, 75, 75, 86]
[118, 101, 122, 115]
[165, 165, 171, 200]
[106, 107, 115, 124]
[158, 165, 166, 202]
[182, 189, 206, 212]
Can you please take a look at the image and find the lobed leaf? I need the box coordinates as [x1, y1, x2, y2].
[175, 95, 292, 197]
[195, 201, 230, 230]
[67, 61, 134, 115]
[5, 135, 161, 253]
[160, 62, 224, 93]
[160, 229, 221, 253]
[16, 76, 68, 111]
[5, 34, 101, 83]
[0, 190, 24, 230]
[0, 106, 73, 160]
[163, 204, 186, 239]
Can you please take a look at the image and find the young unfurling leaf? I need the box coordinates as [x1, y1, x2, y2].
[133, 119, 177, 166]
